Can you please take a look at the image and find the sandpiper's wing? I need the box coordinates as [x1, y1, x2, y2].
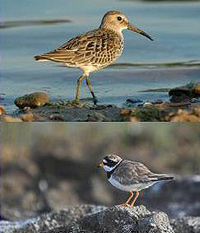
[35, 29, 122, 67]
[113, 160, 173, 186]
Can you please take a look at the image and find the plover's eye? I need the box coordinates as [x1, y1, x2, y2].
[103, 159, 107, 164]
[117, 16, 122, 21]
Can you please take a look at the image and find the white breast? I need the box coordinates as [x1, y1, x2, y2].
[108, 175, 155, 192]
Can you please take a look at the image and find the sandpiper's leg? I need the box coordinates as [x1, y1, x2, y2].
[130, 190, 139, 207]
[75, 74, 85, 103]
[86, 76, 97, 105]
[120, 189, 134, 207]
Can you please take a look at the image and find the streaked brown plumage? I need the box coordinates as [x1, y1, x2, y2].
[35, 29, 123, 71]
[35, 10, 153, 104]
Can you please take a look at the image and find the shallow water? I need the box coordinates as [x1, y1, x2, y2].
[1, 0, 200, 113]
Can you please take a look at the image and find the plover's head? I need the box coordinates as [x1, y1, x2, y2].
[100, 10, 153, 41]
[98, 154, 122, 172]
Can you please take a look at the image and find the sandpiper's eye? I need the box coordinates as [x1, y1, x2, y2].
[117, 16, 122, 21]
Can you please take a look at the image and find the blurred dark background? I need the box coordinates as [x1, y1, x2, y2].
[1, 123, 200, 220]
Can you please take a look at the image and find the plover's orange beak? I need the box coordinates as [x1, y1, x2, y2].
[127, 23, 153, 41]
[97, 162, 104, 168]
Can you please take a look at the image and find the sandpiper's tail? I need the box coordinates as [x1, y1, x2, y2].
[157, 176, 174, 181]
[150, 174, 174, 182]
[34, 55, 41, 60]
[34, 55, 50, 61]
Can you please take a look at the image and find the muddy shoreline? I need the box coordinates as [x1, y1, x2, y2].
[1, 82, 200, 122]
[1, 101, 200, 122]
[1, 99, 200, 122]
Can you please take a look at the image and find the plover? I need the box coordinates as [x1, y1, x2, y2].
[35, 10, 153, 104]
[98, 154, 173, 207]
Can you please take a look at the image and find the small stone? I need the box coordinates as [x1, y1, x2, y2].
[14, 92, 49, 109]
[170, 109, 200, 122]
[0, 105, 6, 115]
[130, 116, 139, 122]
[193, 83, 200, 95]
[20, 113, 35, 122]
[143, 102, 153, 107]
[194, 107, 200, 117]
[120, 109, 131, 116]
[126, 98, 143, 104]
[86, 112, 107, 122]
[49, 114, 65, 121]
[2, 115, 22, 122]
[124, 99, 143, 108]
[154, 99, 163, 104]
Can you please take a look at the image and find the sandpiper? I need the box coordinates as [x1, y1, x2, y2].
[98, 154, 173, 207]
[35, 11, 153, 104]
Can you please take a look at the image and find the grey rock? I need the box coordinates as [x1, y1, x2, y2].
[12, 205, 106, 233]
[171, 217, 200, 233]
[62, 205, 174, 233]
[0, 205, 175, 233]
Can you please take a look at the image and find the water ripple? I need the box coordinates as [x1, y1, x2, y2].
[110, 60, 200, 69]
[0, 19, 72, 29]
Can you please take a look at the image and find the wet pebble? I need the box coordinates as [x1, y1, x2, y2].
[124, 98, 143, 108]
[2, 115, 23, 122]
[169, 82, 200, 102]
[0, 105, 6, 115]
[170, 108, 200, 122]
[143, 101, 153, 107]
[20, 113, 35, 122]
[86, 112, 108, 122]
[14, 92, 49, 109]
[49, 114, 65, 121]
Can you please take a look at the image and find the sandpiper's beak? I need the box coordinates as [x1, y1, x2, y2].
[97, 162, 104, 168]
[127, 23, 153, 41]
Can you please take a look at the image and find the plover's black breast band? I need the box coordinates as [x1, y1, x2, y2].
[107, 160, 123, 179]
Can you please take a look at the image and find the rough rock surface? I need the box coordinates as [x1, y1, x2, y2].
[1, 205, 200, 233]
[171, 217, 200, 233]
[0, 205, 175, 233]
[55, 205, 174, 233]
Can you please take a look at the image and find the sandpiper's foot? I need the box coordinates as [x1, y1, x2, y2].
[93, 97, 98, 105]
[119, 202, 131, 208]
[71, 99, 88, 108]
[70, 99, 80, 106]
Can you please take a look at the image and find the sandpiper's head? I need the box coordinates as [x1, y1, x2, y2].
[100, 10, 153, 41]
[98, 154, 122, 172]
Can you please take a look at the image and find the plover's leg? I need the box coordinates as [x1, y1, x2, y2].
[85, 76, 97, 105]
[130, 190, 139, 207]
[120, 189, 134, 207]
[75, 74, 85, 103]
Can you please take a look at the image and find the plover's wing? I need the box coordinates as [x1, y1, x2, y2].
[35, 29, 121, 67]
[113, 161, 173, 186]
